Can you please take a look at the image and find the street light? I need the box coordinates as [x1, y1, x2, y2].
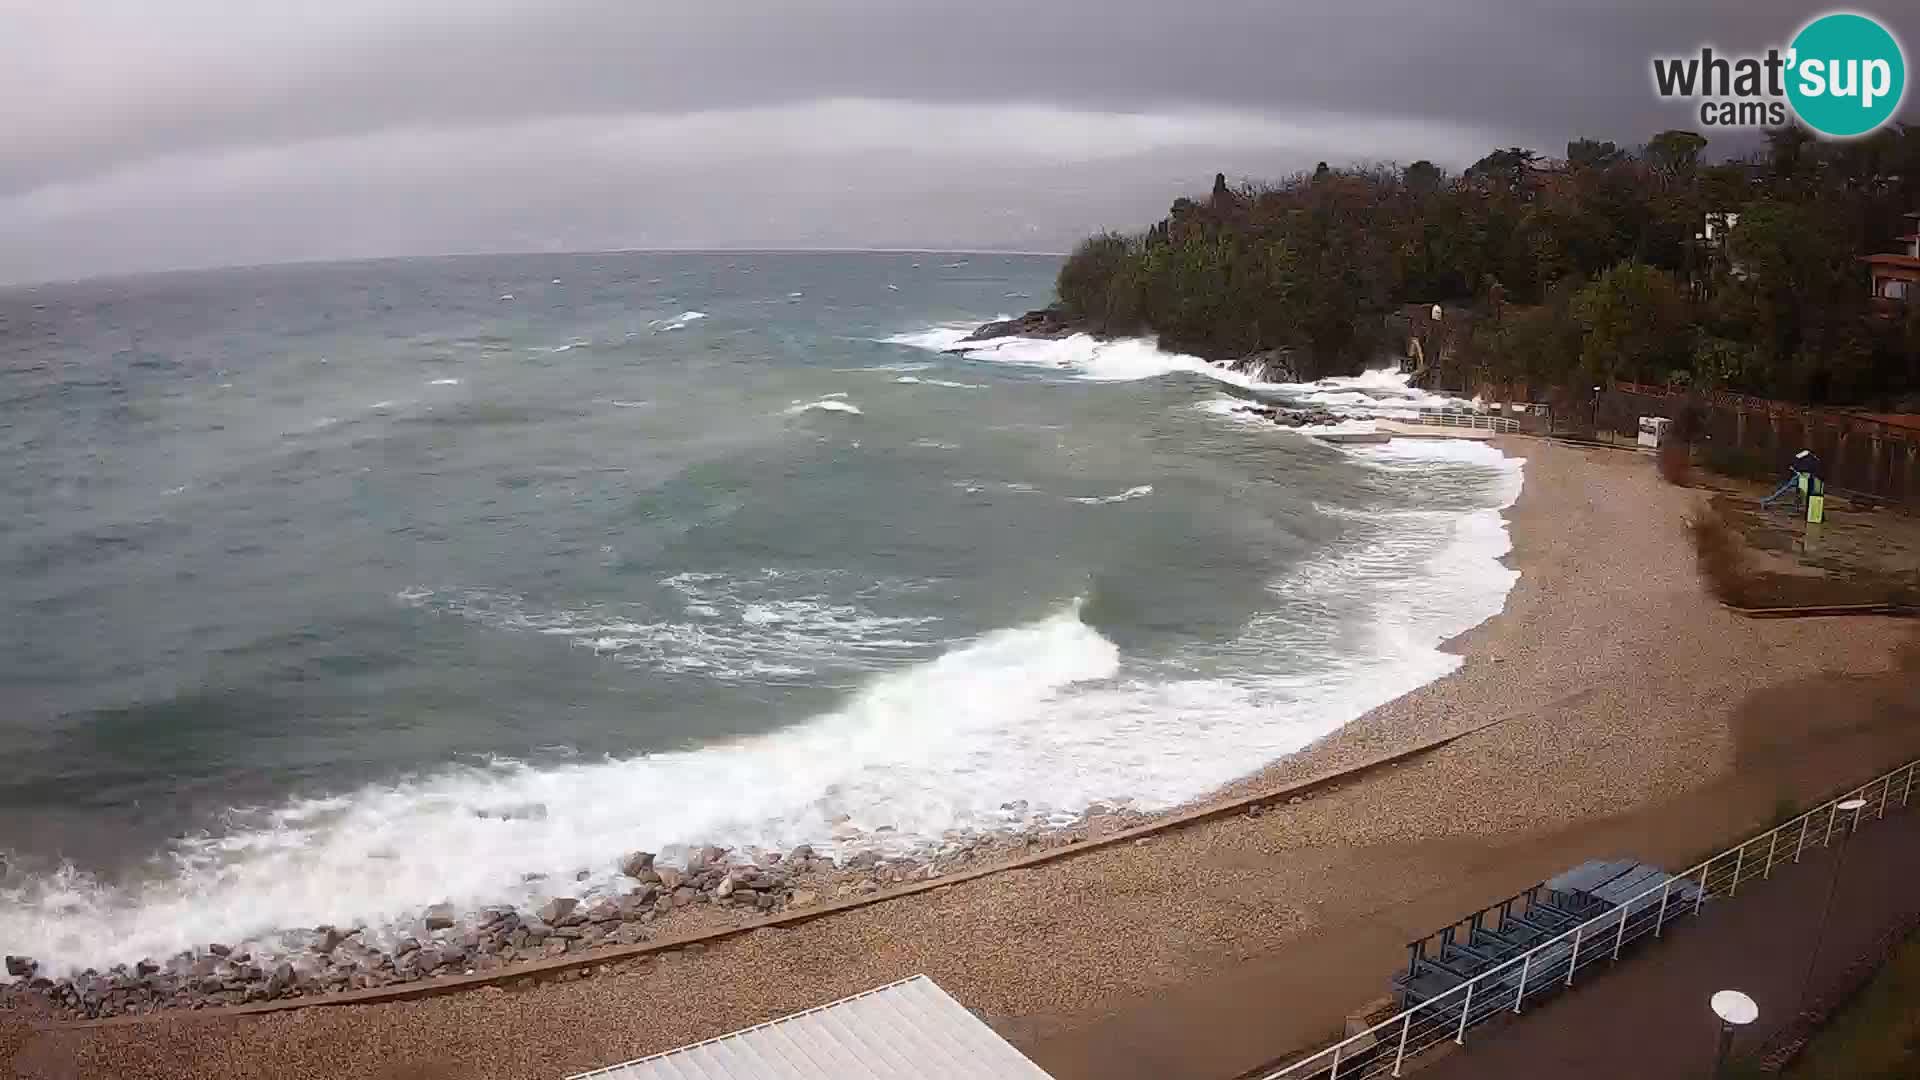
[1710, 990, 1759, 1079]
[1796, 797, 1870, 1019]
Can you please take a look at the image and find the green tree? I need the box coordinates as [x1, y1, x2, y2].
[1571, 262, 1691, 385]
[1566, 138, 1626, 170]
[1403, 160, 1444, 195]
[1643, 130, 1709, 184]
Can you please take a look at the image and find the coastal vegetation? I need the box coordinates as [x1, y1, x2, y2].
[1052, 126, 1920, 406]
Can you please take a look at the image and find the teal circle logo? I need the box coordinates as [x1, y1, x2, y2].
[1787, 13, 1906, 137]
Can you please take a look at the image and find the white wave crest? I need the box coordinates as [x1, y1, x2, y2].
[888, 325, 1474, 415]
[400, 574, 935, 683]
[784, 398, 862, 416]
[652, 311, 708, 331]
[1069, 485, 1154, 505]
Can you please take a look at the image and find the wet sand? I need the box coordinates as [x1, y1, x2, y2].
[9, 438, 1919, 1080]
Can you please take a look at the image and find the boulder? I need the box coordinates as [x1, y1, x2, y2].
[686, 845, 726, 874]
[394, 937, 421, 958]
[671, 887, 698, 908]
[4, 956, 34, 978]
[206, 943, 233, 958]
[584, 900, 621, 925]
[424, 903, 457, 931]
[267, 963, 295, 996]
[1219, 349, 1299, 385]
[714, 875, 737, 899]
[960, 309, 1083, 343]
[656, 868, 685, 891]
[537, 897, 579, 925]
[619, 851, 656, 878]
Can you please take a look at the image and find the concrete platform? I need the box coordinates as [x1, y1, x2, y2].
[1375, 420, 1497, 440]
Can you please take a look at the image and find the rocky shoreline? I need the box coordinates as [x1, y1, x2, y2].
[956, 308, 1305, 387]
[2, 805, 1153, 1022]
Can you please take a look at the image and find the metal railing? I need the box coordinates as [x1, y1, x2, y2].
[1406, 410, 1522, 434]
[1262, 757, 1920, 1079]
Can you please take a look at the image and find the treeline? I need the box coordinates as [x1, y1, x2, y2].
[1055, 126, 1920, 405]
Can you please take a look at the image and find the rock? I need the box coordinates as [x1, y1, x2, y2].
[537, 897, 579, 925]
[788, 889, 820, 908]
[424, 903, 457, 931]
[1219, 348, 1299, 384]
[671, 887, 698, 908]
[5, 956, 34, 977]
[267, 963, 295, 996]
[714, 876, 737, 899]
[619, 851, 656, 877]
[687, 845, 726, 874]
[135, 959, 160, 977]
[656, 868, 685, 891]
[1289, 795, 1304, 805]
[313, 926, 354, 954]
[206, 943, 233, 958]
[961, 308, 1083, 344]
[414, 948, 444, 973]
[584, 900, 621, 924]
[844, 851, 881, 871]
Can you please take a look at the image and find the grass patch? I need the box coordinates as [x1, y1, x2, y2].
[1783, 925, 1920, 1080]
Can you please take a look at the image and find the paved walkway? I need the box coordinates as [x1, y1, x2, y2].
[1416, 799, 1920, 1079]
[1026, 751, 1920, 1080]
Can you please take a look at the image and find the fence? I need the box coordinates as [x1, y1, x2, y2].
[1589, 385, 1920, 505]
[1261, 756, 1920, 1080]
[1406, 410, 1522, 435]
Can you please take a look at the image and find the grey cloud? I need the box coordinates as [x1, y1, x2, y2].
[2, 0, 1916, 284]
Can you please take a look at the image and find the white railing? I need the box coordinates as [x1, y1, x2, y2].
[1262, 757, 1920, 1079]
[1406, 410, 1521, 434]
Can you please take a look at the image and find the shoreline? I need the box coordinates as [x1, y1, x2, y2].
[1, 365, 1518, 1012]
[13, 442, 1920, 1080]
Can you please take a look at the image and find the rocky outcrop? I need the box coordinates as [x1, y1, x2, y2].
[959, 308, 1085, 344]
[1220, 349, 1300, 385]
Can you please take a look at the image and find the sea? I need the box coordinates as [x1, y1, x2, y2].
[0, 251, 1522, 976]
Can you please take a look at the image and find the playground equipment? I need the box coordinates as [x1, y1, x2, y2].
[1761, 450, 1827, 524]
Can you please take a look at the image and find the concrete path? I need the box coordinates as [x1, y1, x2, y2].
[1415, 799, 1920, 1080]
[1026, 750, 1920, 1080]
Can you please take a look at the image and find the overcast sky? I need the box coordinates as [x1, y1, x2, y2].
[2, 1, 1914, 285]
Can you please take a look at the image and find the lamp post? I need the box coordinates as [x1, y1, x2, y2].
[1796, 798, 1869, 1019]
[1710, 990, 1758, 1079]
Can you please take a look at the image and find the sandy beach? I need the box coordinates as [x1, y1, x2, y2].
[8, 436, 1919, 1080]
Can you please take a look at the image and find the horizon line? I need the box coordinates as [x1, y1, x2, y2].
[0, 245, 1072, 292]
